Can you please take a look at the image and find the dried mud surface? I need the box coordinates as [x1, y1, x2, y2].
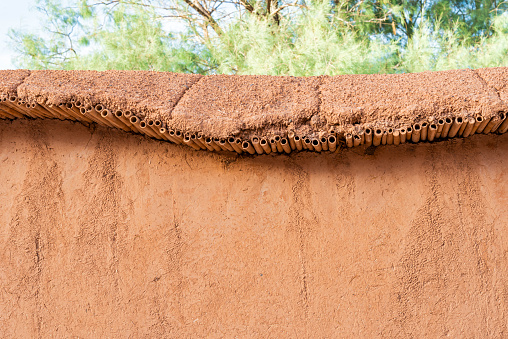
[170, 74, 321, 138]
[3, 68, 508, 141]
[320, 69, 506, 130]
[476, 67, 508, 102]
[0, 70, 31, 95]
[1, 118, 508, 337]
[17, 70, 202, 119]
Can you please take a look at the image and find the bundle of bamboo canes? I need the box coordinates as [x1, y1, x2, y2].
[1, 93, 506, 155]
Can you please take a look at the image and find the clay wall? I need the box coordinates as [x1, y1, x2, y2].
[1, 118, 507, 337]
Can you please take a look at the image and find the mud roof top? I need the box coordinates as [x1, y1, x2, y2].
[1, 68, 507, 154]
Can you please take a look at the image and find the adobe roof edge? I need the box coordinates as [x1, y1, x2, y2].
[0, 68, 507, 155]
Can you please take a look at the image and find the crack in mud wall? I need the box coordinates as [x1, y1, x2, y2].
[473, 68, 502, 100]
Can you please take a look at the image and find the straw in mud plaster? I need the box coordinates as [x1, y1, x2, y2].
[470, 116, 482, 134]
[6, 70, 508, 154]
[406, 127, 413, 141]
[304, 137, 314, 151]
[79, 107, 100, 124]
[328, 135, 337, 152]
[195, 134, 210, 150]
[364, 128, 373, 147]
[497, 114, 508, 134]
[184, 134, 201, 150]
[44, 103, 62, 120]
[19, 101, 36, 117]
[102, 109, 130, 132]
[346, 133, 354, 148]
[26, 102, 45, 119]
[442, 117, 453, 138]
[320, 136, 329, 151]
[37, 104, 55, 120]
[29, 103, 49, 119]
[68, 102, 89, 122]
[281, 138, 292, 153]
[412, 123, 421, 143]
[399, 128, 407, 144]
[7, 99, 29, 118]
[190, 134, 205, 149]
[91, 105, 113, 128]
[393, 130, 400, 145]
[458, 117, 468, 136]
[114, 111, 134, 131]
[206, 137, 221, 151]
[476, 116, 491, 134]
[242, 141, 256, 154]
[294, 135, 303, 151]
[448, 116, 463, 138]
[260, 138, 272, 154]
[139, 120, 160, 139]
[0, 104, 23, 118]
[428, 123, 437, 141]
[274, 136, 284, 152]
[228, 137, 242, 153]
[462, 117, 475, 137]
[269, 137, 278, 152]
[60, 103, 81, 121]
[14, 99, 36, 119]
[158, 128, 171, 142]
[26, 103, 48, 119]
[288, 131, 297, 150]
[172, 130, 184, 144]
[206, 137, 220, 151]
[492, 113, 505, 133]
[85, 106, 104, 126]
[61, 104, 82, 121]
[358, 130, 365, 144]
[420, 122, 429, 141]
[197, 136, 212, 150]
[41, 104, 60, 122]
[433, 119, 442, 138]
[353, 134, 361, 147]
[191, 135, 205, 150]
[387, 128, 394, 145]
[483, 116, 499, 134]
[373, 129, 382, 147]
[189, 134, 204, 149]
[312, 138, 323, 152]
[146, 119, 165, 139]
[39, 104, 57, 119]
[233, 138, 244, 153]
[251, 137, 264, 154]
[120, 111, 139, 133]
[0, 108, 15, 119]
[4, 100, 28, 118]
[211, 137, 226, 151]
[64, 104, 91, 122]
[219, 138, 234, 152]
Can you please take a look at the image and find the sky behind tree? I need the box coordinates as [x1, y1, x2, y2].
[0, 0, 40, 69]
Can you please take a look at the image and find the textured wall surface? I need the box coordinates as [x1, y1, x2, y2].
[1, 119, 507, 338]
[3, 68, 508, 147]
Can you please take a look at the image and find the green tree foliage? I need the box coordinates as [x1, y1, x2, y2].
[402, 11, 508, 72]
[8, 0, 508, 75]
[211, 2, 398, 75]
[9, 0, 209, 73]
[66, 4, 209, 73]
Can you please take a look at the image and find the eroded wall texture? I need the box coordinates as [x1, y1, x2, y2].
[0, 119, 507, 338]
